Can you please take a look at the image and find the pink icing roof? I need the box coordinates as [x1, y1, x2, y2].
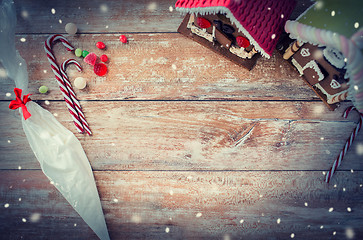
[175, 0, 296, 58]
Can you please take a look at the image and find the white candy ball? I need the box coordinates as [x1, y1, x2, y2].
[74, 77, 87, 89]
[65, 23, 78, 35]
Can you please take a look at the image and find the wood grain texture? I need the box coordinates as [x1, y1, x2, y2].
[2, 1, 362, 239]
[15, 0, 182, 33]
[13, 0, 313, 34]
[1, 101, 362, 171]
[1, 170, 362, 240]
[1, 34, 315, 101]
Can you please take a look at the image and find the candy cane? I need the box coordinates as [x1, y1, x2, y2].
[44, 34, 84, 134]
[60, 59, 92, 135]
[325, 106, 363, 183]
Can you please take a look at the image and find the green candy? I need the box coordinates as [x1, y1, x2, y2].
[82, 50, 89, 58]
[39, 85, 48, 94]
[75, 48, 82, 57]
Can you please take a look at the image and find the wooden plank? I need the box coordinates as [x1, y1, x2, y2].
[1, 170, 362, 239]
[13, 0, 313, 34]
[2, 33, 315, 101]
[15, 0, 182, 33]
[1, 101, 362, 171]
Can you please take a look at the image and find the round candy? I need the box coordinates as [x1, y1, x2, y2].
[119, 35, 127, 43]
[96, 41, 106, 49]
[65, 23, 77, 35]
[74, 77, 87, 89]
[82, 50, 89, 58]
[94, 63, 108, 76]
[197, 17, 211, 29]
[236, 36, 250, 48]
[100, 54, 108, 62]
[39, 85, 48, 94]
[75, 48, 83, 57]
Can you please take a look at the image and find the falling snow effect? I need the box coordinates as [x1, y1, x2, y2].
[356, 143, 363, 155]
[345, 227, 355, 239]
[0, 67, 7, 78]
[30, 213, 41, 223]
[131, 215, 142, 223]
[51, 8, 56, 14]
[196, 213, 202, 218]
[147, 2, 157, 12]
[100, 4, 109, 13]
[21, 10, 29, 19]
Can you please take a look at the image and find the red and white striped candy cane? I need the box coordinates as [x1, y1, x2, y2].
[325, 106, 363, 183]
[44, 34, 84, 134]
[60, 59, 92, 135]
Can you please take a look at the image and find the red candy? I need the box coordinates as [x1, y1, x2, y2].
[100, 54, 108, 62]
[119, 35, 127, 43]
[94, 63, 107, 76]
[96, 41, 106, 49]
[84, 52, 98, 66]
[236, 36, 250, 48]
[197, 17, 211, 29]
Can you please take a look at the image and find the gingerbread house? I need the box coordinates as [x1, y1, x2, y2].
[283, 0, 363, 112]
[175, 0, 296, 70]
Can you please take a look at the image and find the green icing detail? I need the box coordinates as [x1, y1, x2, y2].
[298, 0, 363, 38]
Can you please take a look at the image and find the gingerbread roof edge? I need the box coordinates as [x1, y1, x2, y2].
[175, 0, 296, 59]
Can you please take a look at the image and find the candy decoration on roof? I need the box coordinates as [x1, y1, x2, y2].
[175, 0, 296, 70]
[196, 17, 211, 29]
[284, 0, 363, 113]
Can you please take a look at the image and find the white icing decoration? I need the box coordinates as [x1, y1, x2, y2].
[302, 60, 324, 81]
[316, 83, 348, 101]
[187, 15, 214, 42]
[229, 45, 255, 59]
[330, 79, 341, 89]
[291, 58, 304, 75]
[323, 47, 346, 69]
[187, 15, 254, 59]
[176, 6, 269, 58]
[300, 48, 310, 57]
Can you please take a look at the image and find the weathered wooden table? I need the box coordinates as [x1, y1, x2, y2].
[1, 0, 362, 239]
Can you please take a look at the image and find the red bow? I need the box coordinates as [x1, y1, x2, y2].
[9, 88, 32, 120]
